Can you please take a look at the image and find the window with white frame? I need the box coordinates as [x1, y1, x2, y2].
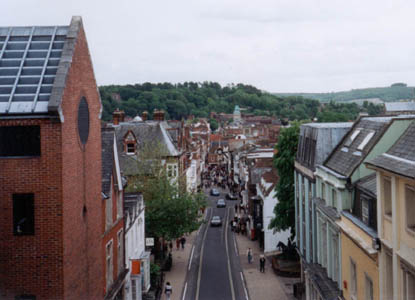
[106, 240, 113, 289]
[362, 197, 369, 225]
[332, 234, 339, 282]
[321, 182, 326, 200]
[331, 188, 337, 208]
[117, 230, 124, 275]
[401, 264, 415, 300]
[405, 185, 415, 231]
[350, 258, 357, 300]
[321, 221, 327, 268]
[132, 279, 137, 300]
[365, 274, 373, 300]
[383, 176, 392, 216]
[167, 164, 173, 178]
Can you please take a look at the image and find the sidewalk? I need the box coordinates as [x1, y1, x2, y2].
[161, 230, 196, 300]
[235, 232, 298, 300]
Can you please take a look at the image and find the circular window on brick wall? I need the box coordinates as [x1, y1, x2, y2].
[77, 97, 90, 145]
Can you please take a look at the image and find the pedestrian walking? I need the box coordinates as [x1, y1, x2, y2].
[165, 282, 173, 300]
[247, 248, 253, 264]
[259, 254, 266, 273]
[168, 241, 173, 251]
[176, 238, 180, 250]
[180, 236, 186, 249]
[234, 204, 238, 213]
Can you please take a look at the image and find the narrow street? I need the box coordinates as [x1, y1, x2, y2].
[183, 186, 249, 300]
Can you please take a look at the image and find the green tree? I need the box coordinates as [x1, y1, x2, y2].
[209, 118, 219, 131]
[269, 122, 300, 237]
[127, 143, 206, 241]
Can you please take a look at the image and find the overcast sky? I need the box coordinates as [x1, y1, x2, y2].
[2, 0, 415, 93]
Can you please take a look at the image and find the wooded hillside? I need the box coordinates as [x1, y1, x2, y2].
[99, 82, 383, 123]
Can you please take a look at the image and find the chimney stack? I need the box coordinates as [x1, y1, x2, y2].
[153, 109, 165, 121]
[113, 108, 125, 125]
[142, 111, 148, 121]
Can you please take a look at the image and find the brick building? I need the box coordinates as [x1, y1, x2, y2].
[0, 17, 103, 299]
[101, 128, 128, 299]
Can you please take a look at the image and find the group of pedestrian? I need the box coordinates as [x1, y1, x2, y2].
[246, 247, 266, 273]
[175, 236, 186, 250]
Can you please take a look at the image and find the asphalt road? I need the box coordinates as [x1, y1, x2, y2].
[183, 187, 249, 300]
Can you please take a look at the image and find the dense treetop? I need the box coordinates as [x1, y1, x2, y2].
[99, 82, 383, 123]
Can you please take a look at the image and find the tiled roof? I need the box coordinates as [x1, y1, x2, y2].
[101, 128, 114, 197]
[0, 17, 81, 116]
[367, 121, 415, 179]
[324, 117, 392, 177]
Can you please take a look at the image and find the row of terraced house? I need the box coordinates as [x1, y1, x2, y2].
[295, 114, 415, 300]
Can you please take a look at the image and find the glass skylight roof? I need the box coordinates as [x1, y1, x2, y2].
[0, 26, 68, 114]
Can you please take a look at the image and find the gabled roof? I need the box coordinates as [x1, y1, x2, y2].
[0, 17, 81, 117]
[323, 116, 396, 177]
[111, 121, 180, 176]
[367, 120, 415, 179]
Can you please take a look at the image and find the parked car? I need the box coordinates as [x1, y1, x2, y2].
[211, 216, 222, 226]
[216, 199, 226, 208]
[210, 188, 220, 196]
[226, 193, 237, 200]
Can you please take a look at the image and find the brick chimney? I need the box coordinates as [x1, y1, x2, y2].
[142, 111, 148, 121]
[112, 108, 125, 125]
[153, 109, 165, 121]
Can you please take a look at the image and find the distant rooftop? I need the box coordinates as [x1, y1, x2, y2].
[385, 101, 415, 112]
[303, 122, 352, 128]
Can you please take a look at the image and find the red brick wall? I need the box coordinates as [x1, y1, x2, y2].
[0, 118, 64, 299]
[102, 183, 125, 296]
[60, 25, 103, 299]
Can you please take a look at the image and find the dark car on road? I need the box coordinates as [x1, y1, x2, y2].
[225, 193, 237, 200]
[210, 216, 222, 226]
[210, 188, 220, 196]
[216, 199, 226, 208]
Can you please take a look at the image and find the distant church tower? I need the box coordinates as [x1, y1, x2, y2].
[233, 105, 242, 123]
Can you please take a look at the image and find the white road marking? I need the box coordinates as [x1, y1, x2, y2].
[195, 208, 212, 300]
[182, 282, 187, 300]
[188, 246, 195, 271]
[240, 272, 249, 300]
[225, 207, 236, 300]
[234, 236, 238, 256]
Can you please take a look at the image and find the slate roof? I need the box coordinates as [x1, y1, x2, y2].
[0, 17, 81, 116]
[385, 101, 415, 113]
[324, 117, 394, 177]
[112, 121, 180, 176]
[305, 263, 341, 300]
[314, 197, 340, 221]
[101, 128, 114, 197]
[367, 121, 415, 179]
[297, 122, 352, 171]
[356, 173, 377, 196]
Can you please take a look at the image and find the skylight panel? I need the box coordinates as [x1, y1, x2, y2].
[344, 128, 361, 146]
[357, 131, 375, 150]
